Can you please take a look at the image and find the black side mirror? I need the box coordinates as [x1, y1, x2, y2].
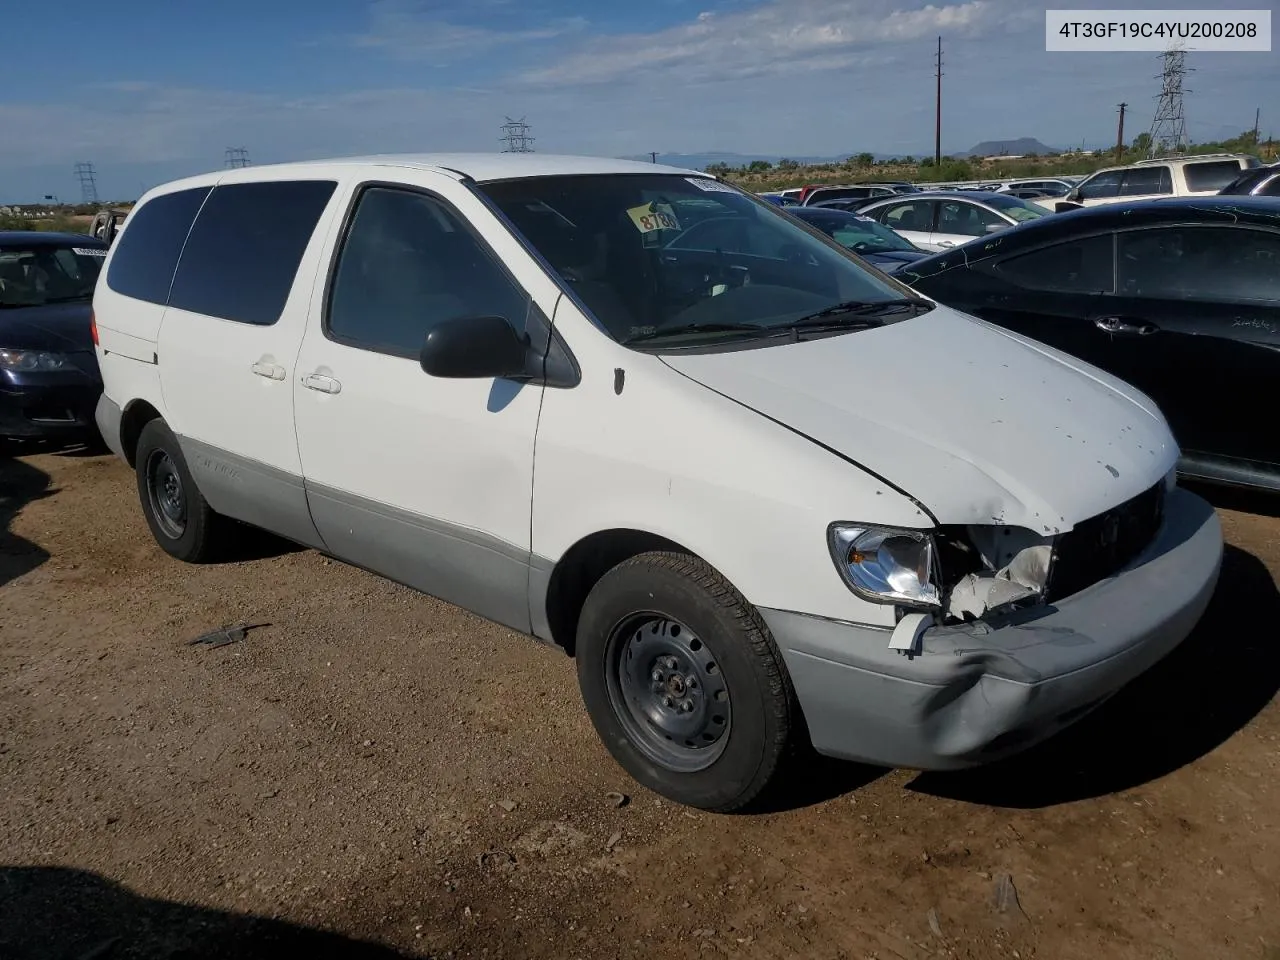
[420, 315, 530, 380]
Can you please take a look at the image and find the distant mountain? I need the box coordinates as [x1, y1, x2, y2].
[961, 138, 1062, 157]
[617, 151, 906, 171]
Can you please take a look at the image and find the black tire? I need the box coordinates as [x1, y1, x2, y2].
[134, 419, 225, 563]
[575, 551, 795, 812]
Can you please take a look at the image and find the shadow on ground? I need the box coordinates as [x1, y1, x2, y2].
[0, 454, 54, 588]
[907, 543, 1280, 808]
[0, 866, 414, 960]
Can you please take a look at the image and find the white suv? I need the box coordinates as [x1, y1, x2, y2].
[1066, 153, 1261, 207]
[91, 154, 1221, 810]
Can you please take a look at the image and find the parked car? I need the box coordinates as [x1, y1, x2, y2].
[895, 196, 1280, 492]
[857, 191, 1048, 251]
[1218, 163, 1280, 197]
[92, 155, 1221, 811]
[757, 192, 798, 207]
[995, 179, 1076, 197]
[1062, 154, 1262, 210]
[798, 184, 898, 206]
[788, 206, 929, 272]
[0, 231, 108, 451]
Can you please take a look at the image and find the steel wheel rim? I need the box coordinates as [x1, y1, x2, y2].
[146, 449, 186, 539]
[604, 614, 733, 773]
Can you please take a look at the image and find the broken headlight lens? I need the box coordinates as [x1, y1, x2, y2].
[828, 524, 941, 608]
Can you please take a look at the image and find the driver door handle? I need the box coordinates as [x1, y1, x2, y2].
[935, 240, 955, 248]
[1093, 316, 1159, 336]
[301, 373, 342, 394]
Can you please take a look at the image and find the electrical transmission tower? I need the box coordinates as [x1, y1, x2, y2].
[1146, 47, 1191, 158]
[500, 117, 535, 153]
[74, 162, 99, 204]
[224, 147, 251, 168]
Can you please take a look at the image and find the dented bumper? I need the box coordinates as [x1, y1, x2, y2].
[762, 487, 1222, 770]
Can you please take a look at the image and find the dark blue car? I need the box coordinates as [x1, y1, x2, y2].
[0, 231, 108, 450]
[787, 206, 929, 273]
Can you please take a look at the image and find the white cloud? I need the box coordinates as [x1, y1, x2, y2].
[518, 0, 1028, 87]
[352, 0, 587, 63]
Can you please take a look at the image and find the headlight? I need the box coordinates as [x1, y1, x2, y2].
[0, 348, 71, 372]
[828, 524, 941, 608]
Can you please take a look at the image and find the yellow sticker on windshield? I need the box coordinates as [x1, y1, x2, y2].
[627, 202, 680, 235]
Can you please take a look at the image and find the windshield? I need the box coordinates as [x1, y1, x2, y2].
[793, 210, 918, 253]
[982, 194, 1047, 223]
[477, 174, 922, 346]
[0, 242, 106, 307]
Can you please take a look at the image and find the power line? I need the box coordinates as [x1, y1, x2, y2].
[500, 117, 535, 153]
[74, 162, 99, 205]
[1147, 46, 1191, 158]
[224, 147, 251, 168]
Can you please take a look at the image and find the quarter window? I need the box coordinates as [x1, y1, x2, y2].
[1117, 226, 1280, 302]
[168, 180, 337, 326]
[995, 234, 1115, 294]
[1183, 160, 1246, 192]
[105, 186, 211, 305]
[327, 187, 530, 357]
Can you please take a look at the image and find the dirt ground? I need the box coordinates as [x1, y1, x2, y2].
[2, 447, 1279, 960]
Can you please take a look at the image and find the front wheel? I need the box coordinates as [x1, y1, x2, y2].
[575, 552, 796, 812]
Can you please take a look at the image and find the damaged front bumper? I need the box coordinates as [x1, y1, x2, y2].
[762, 487, 1222, 770]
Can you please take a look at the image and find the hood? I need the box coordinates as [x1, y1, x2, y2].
[661, 306, 1176, 533]
[863, 249, 929, 273]
[0, 301, 94, 352]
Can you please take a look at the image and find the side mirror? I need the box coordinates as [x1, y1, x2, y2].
[1066, 188, 1082, 203]
[420, 315, 530, 380]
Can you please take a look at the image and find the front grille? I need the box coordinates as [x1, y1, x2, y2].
[1048, 480, 1165, 601]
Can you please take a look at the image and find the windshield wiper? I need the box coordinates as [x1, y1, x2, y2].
[789, 297, 933, 328]
[624, 321, 776, 344]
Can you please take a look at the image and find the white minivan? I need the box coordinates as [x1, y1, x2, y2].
[92, 155, 1222, 811]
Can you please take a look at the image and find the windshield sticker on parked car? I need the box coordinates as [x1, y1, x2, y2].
[686, 178, 738, 194]
[627, 202, 681, 235]
[73, 247, 108, 257]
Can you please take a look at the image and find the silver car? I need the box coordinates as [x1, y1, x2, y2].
[857, 190, 1048, 252]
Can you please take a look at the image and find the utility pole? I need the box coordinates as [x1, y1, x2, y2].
[934, 36, 943, 166]
[1252, 107, 1261, 147]
[650, 151, 658, 163]
[224, 147, 250, 168]
[1115, 102, 1128, 161]
[500, 117, 535, 153]
[74, 162, 99, 205]
[1147, 46, 1191, 158]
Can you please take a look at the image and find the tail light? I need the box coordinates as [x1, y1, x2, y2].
[90, 309, 99, 347]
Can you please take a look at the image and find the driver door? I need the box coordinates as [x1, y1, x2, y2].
[291, 172, 564, 634]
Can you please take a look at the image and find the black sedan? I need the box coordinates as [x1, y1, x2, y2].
[0, 232, 108, 450]
[895, 197, 1280, 492]
[788, 206, 930, 273]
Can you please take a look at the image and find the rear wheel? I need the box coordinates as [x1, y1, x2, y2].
[134, 419, 226, 563]
[576, 551, 795, 812]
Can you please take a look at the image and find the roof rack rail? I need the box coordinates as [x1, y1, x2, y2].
[1132, 152, 1250, 165]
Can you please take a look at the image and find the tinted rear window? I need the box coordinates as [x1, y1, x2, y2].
[105, 187, 211, 305]
[1184, 160, 1244, 192]
[168, 180, 337, 326]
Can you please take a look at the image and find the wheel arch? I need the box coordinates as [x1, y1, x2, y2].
[118, 399, 164, 467]
[539, 528, 703, 656]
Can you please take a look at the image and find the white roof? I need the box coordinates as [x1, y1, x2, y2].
[148, 153, 705, 197]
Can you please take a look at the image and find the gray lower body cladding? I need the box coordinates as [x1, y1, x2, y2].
[762, 487, 1222, 770]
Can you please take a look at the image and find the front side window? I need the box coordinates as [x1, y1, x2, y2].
[327, 187, 530, 357]
[1183, 160, 1246, 192]
[1077, 170, 1123, 200]
[1118, 167, 1173, 196]
[1117, 226, 1280, 303]
[478, 174, 922, 346]
[0, 242, 107, 307]
[995, 234, 1115, 294]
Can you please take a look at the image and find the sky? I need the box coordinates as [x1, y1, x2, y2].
[1, 0, 1275, 202]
